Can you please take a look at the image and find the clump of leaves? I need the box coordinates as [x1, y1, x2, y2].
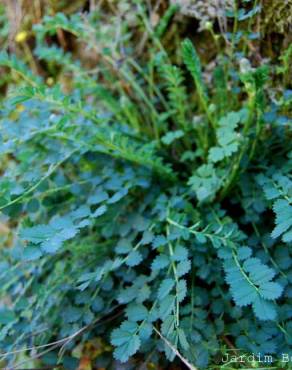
[0, 2, 291, 370]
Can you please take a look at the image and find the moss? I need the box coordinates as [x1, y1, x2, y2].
[262, 0, 292, 33]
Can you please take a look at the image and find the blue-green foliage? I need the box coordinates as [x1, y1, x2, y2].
[0, 8, 291, 370]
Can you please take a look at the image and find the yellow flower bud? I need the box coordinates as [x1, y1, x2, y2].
[204, 21, 213, 30]
[15, 31, 28, 43]
[46, 77, 54, 86]
[17, 104, 25, 112]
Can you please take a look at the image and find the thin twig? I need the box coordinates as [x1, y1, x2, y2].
[153, 327, 198, 370]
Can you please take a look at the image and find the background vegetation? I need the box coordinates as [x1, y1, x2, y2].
[0, 0, 291, 369]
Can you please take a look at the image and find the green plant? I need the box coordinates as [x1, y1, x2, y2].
[0, 3, 291, 369]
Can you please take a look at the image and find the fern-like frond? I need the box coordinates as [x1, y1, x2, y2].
[167, 217, 284, 321]
[0, 52, 41, 87]
[161, 64, 188, 129]
[182, 39, 216, 130]
[258, 173, 292, 243]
